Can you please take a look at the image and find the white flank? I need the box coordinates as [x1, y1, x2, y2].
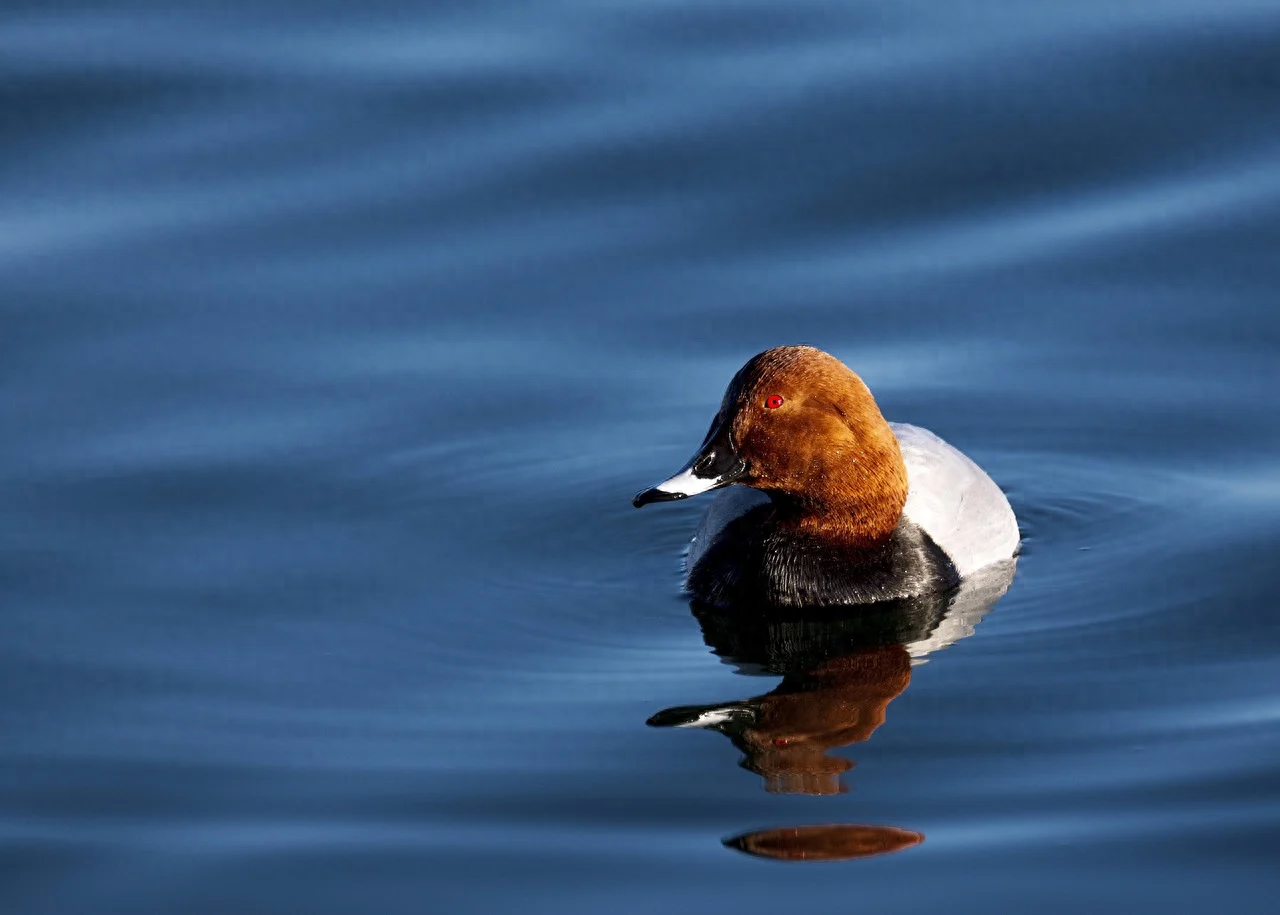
[891, 423, 1020, 577]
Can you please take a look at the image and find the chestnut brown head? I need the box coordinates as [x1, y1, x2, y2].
[634, 346, 908, 544]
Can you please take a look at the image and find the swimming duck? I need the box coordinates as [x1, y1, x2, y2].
[633, 345, 1019, 607]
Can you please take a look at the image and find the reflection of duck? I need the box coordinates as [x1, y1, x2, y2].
[633, 346, 1019, 607]
[651, 565, 1013, 794]
[649, 563, 1015, 859]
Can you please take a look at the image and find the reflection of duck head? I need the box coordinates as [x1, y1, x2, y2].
[650, 641, 912, 796]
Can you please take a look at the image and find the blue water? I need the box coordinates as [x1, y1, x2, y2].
[4, 1, 1280, 911]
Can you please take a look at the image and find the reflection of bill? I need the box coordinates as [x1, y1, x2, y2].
[726, 824, 923, 862]
[649, 561, 1015, 859]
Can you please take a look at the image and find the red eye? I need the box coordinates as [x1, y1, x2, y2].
[765, 395, 784, 409]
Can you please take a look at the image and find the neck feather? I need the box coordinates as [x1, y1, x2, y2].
[774, 426, 908, 547]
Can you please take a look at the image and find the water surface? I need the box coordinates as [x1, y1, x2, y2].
[3, 1, 1280, 912]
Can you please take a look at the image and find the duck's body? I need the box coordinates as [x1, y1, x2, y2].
[684, 424, 1017, 607]
[634, 346, 1018, 608]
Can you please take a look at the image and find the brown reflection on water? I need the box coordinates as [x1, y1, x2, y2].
[649, 562, 1016, 860]
[725, 824, 923, 861]
[648, 643, 912, 796]
[737, 645, 910, 795]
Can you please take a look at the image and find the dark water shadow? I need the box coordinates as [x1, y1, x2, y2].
[649, 561, 1015, 860]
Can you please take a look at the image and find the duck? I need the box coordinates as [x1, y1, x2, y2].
[632, 345, 1019, 607]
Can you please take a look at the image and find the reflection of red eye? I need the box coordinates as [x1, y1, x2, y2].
[765, 395, 784, 409]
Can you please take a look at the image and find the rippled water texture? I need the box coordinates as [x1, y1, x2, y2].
[3, 2, 1280, 913]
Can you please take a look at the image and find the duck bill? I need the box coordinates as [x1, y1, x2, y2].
[646, 702, 756, 731]
[632, 416, 748, 507]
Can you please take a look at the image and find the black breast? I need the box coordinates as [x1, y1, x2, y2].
[685, 505, 959, 609]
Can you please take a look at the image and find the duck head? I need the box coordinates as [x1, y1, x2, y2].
[633, 346, 908, 545]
